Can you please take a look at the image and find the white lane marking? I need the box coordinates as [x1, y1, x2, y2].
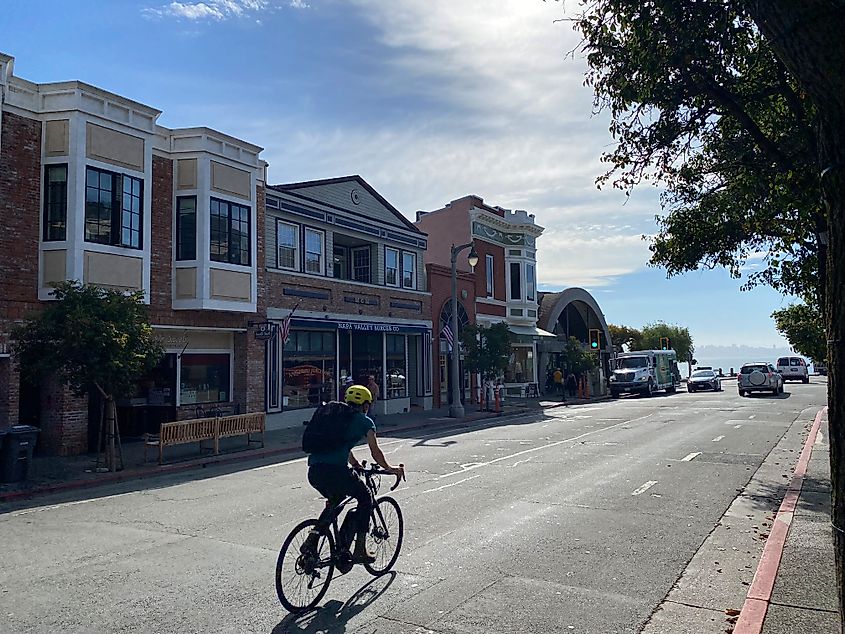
[681, 452, 702, 462]
[436, 412, 656, 480]
[10, 404, 636, 515]
[510, 457, 534, 469]
[712, 435, 725, 442]
[632, 481, 658, 496]
[421, 475, 481, 494]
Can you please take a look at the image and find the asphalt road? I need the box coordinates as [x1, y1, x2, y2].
[0, 379, 828, 634]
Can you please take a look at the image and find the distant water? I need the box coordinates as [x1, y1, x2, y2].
[680, 353, 820, 377]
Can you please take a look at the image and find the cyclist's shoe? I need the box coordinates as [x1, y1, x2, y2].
[300, 531, 319, 555]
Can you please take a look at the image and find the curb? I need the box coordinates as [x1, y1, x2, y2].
[0, 400, 574, 504]
[733, 406, 827, 634]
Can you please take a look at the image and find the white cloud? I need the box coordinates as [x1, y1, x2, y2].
[536, 230, 651, 288]
[145, 0, 270, 21]
[234, 1, 657, 289]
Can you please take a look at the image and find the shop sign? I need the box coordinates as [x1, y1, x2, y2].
[154, 332, 190, 349]
[338, 322, 402, 333]
[293, 318, 430, 334]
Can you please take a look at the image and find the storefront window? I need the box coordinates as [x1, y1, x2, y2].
[128, 353, 177, 406]
[386, 334, 407, 399]
[283, 330, 336, 409]
[506, 346, 535, 383]
[180, 353, 231, 404]
[352, 332, 383, 395]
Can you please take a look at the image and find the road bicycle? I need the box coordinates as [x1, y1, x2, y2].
[275, 463, 405, 612]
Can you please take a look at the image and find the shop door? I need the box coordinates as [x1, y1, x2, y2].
[266, 331, 280, 412]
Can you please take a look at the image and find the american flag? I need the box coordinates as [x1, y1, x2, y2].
[279, 301, 300, 345]
[279, 312, 293, 345]
[441, 323, 454, 350]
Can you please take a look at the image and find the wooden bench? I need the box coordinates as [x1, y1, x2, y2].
[144, 412, 266, 465]
[215, 412, 265, 454]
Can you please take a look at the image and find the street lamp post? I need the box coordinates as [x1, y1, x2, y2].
[449, 241, 479, 418]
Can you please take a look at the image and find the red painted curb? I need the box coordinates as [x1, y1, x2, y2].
[0, 403, 568, 503]
[733, 406, 826, 634]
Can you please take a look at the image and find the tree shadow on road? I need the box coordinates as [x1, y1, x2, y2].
[271, 571, 396, 633]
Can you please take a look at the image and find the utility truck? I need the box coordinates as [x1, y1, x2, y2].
[609, 349, 680, 397]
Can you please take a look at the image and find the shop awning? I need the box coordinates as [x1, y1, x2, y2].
[508, 325, 557, 338]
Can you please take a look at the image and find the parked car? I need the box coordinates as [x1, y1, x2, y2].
[776, 356, 809, 383]
[688, 369, 721, 392]
[738, 363, 784, 396]
[814, 362, 828, 376]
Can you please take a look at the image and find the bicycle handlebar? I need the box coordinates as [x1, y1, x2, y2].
[355, 462, 406, 491]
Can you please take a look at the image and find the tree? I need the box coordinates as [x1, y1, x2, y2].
[11, 281, 163, 470]
[607, 323, 642, 352]
[636, 322, 694, 365]
[460, 322, 513, 380]
[572, 0, 845, 621]
[772, 304, 827, 366]
[741, 2, 845, 618]
[561, 336, 598, 376]
[572, 1, 825, 310]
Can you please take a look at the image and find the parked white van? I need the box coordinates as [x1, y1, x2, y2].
[776, 356, 809, 383]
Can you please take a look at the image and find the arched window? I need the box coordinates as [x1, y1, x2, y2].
[439, 300, 469, 335]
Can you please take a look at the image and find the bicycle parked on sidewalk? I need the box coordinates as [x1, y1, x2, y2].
[275, 462, 405, 612]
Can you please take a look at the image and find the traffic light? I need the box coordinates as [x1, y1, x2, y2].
[589, 329, 601, 350]
[659, 337, 671, 350]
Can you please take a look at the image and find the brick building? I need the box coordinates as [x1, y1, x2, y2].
[0, 53, 266, 454]
[415, 195, 553, 402]
[264, 176, 433, 426]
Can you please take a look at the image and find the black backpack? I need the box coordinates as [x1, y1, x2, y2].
[302, 401, 355, 454]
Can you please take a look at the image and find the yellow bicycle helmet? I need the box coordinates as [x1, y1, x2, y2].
[344, 385, 373, 405]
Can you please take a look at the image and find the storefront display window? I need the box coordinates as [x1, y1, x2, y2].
[284, 330, 336, 409]
[386, 334, 407, 399]
[180, 353, 231, 404]
[351, 332, 383, 395]
[506, 346, 535, 384]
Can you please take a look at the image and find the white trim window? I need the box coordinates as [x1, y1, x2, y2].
[352, 246, 371, 283]
[509, 262, 522, 300]
[385, 247, 399, 287]
[304, 227, 325, 274]
[486, 253, 494, 297]
[276, 220, 299, 270]
[402, 251, 416, 289]
[526, 263, 536, 301]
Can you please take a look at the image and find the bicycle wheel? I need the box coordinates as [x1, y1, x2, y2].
[364, 496, 404, 576]
[276, 519, 335, 612]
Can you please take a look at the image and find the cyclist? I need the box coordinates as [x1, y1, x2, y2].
[304, 384, 405, 564]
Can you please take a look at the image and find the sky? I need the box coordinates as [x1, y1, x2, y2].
[1, 0, 799, 348]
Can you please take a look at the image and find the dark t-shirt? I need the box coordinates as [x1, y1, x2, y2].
[307, 412, 376, 466]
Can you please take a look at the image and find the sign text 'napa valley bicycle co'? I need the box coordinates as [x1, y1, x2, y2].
[338, 322, 402, 333]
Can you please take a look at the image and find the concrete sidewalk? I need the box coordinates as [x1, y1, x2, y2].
[0, 396, 596, 503]
[756, 410, 839, 633]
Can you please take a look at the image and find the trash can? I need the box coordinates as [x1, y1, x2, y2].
[0, 425, 40, 483]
